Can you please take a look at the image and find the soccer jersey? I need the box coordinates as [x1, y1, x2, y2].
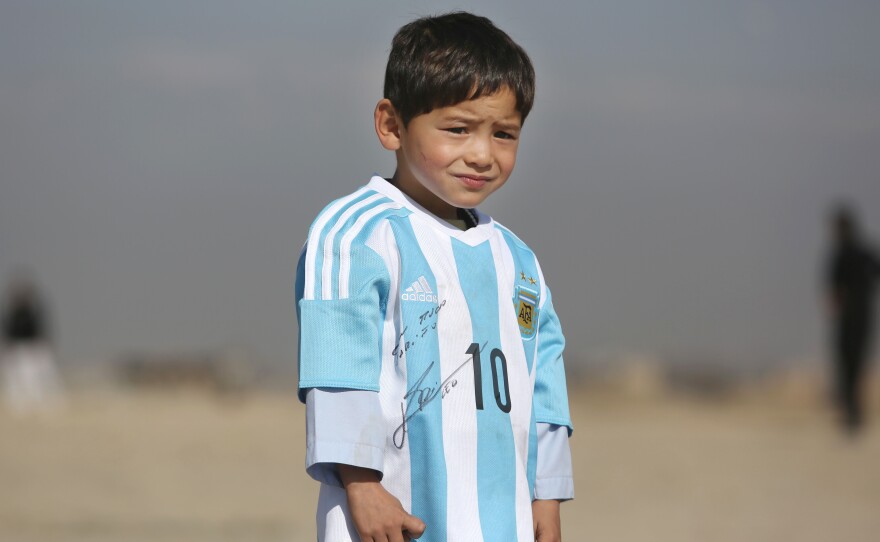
[297, 176, 573, 542]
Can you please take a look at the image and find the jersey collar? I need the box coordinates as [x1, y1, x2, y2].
[367, 176, 496, 246]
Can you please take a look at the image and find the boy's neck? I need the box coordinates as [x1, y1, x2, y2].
[446, 208, 479, 230]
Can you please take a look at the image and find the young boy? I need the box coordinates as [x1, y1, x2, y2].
[296, 12, 573, 542]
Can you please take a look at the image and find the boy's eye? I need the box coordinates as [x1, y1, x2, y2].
[445, 127, 467, 134]
[495, 131, 517, 140]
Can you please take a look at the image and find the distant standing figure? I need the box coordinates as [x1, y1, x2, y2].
[825, 206, 879, 434]
[1, 275, 64, 413]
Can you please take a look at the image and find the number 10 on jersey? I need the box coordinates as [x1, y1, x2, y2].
[466, 343, 511, 413]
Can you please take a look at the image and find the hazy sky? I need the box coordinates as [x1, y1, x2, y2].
[2, 1, 878, 376]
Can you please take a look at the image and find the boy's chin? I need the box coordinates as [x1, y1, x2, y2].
[444, 187, 497, 209]
[445, 195, 488, 211]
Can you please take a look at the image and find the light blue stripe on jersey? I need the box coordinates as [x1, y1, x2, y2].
[452, 239, 517, 542]
[390, 219, 447, 542]
[309, 190, 383, 300]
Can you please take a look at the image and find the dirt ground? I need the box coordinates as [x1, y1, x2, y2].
[1, 386, 878, 542]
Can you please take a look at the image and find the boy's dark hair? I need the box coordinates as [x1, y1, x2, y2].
[384, 12, 535, 126]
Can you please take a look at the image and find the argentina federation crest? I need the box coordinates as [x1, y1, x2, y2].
[514, 285, 539, 340]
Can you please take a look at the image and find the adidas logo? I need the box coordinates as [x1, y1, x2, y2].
[400, 275, 439, 303]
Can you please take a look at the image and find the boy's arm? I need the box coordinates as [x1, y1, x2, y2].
[306, 388, 426, 540]
[534, 423, 574, 500]
[533, 286, 574, 443]
[533, 280, 573, 427]
[532, 499, 562, 542]
[533, 284, 574, 541]
[532, 423, 573, 541]
[297, 233, 393, 484]
[298, 230, 425, 537]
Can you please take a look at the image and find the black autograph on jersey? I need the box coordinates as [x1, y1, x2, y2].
[392, 341, 487, 449]
[392, 299, 448, 358]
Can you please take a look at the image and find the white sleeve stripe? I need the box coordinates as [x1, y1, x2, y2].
[304, 187, 369, 301]
[338, 203, 402, 299]
[535, 258, 548, 307]
[319, 193, 387, 301]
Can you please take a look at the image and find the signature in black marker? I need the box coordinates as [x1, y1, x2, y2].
[391, 300, 448, 358]
[392, 342, 486, 449]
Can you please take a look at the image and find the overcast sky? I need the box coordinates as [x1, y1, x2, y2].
[1, 1, 878, 376]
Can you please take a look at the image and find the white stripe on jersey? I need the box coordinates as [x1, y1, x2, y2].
[535, 258, 548, 309]
[418, 276, 433, 293]
[304, 187, 369, 301]
[321, 193, 387, 300]
[365, 223, 412, 514]
[338, 202, 402, 299]
[490, 232, 535, 541]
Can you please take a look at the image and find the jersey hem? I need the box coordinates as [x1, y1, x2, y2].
[307, 441, 386, 487]
[533, 476, 575, 501]
[536, 416, 574, 435]
[299, 381, 380, 394]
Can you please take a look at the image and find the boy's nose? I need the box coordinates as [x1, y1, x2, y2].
[463, 137, 492, 168]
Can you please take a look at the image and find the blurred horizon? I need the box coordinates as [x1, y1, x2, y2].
[2, 1, 879, 378]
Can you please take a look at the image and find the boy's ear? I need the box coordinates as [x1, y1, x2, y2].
[374, 99, 402, 151]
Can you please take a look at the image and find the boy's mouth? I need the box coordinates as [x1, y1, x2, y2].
[455, 175, 490, 189]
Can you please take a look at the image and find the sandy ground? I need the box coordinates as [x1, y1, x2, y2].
[1, 386, 879, 542]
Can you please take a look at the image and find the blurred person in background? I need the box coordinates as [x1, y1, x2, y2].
[1, 273, 64, 413]
[825, 205, 879, 435]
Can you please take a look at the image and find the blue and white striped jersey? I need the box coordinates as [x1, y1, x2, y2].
[296, 177, 573, 542]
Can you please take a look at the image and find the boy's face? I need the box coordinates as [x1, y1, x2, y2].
[381, 88, 522, 219]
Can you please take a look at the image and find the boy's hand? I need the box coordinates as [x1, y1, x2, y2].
[339, 465, 426, 541]
[532, 499, 562, 542]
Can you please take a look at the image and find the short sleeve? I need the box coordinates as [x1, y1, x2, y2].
[534, 287, 573, 434]
[296, 238, 391, 401]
